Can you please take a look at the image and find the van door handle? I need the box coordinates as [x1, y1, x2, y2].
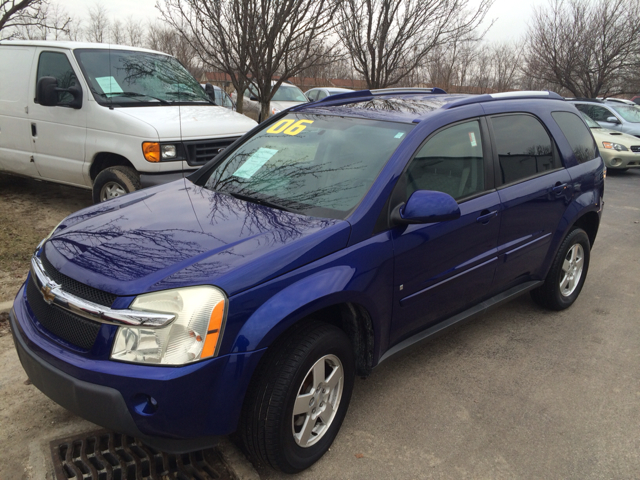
[552, 182, 568, 195]
[476, 210, 498, 224]
[31, 123, 37, 137]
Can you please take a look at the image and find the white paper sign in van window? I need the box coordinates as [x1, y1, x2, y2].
[233, 148, 278, 179]
[95, 76, 123, 95]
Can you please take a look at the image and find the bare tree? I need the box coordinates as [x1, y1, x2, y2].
[525, 0, 640, 98]
[158, 0, 253, 114]
[335, 0, 494, 89]
[246, 0, 339, 120]
[85, 2, 109, 43]
[124, 16, 144, 47]
[1, 0, 69, 39]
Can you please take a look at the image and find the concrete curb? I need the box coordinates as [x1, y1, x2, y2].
[0, 300, 13, 314]
[216, 437, 260, 480]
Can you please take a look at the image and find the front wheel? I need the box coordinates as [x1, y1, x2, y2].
[92, 166, 141, 203]
[239, 321, 355, 473]
[531, 228, 591, 310]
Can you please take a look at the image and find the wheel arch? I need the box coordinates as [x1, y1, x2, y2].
[89, 152, 136, 181]
[231, 267, 378, 377]
[570, 209, 600, 247]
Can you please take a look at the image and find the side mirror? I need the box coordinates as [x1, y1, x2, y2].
[392, 190, 461, 225]
[606, 116, 620, 124]
[204, 83, 216, 102]
[36, 76, 83, 109]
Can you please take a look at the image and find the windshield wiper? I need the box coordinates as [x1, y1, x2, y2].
[97, 91, 170, 104]
[166, 91, 214, 104]
[224, 192, 295, 213]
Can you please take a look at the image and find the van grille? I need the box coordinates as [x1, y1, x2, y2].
[41, 251, 116, 308]
[26, 277, 101, 350]
[185, 137, 240, 166]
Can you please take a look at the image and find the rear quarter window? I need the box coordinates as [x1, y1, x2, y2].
[552, 111, 597, 164]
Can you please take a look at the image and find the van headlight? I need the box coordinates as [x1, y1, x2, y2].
[111, 286, 227, 365]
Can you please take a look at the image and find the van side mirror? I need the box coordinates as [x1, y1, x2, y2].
[606, 116, 620, 124]
[204, 83, 216, 102]
[36, 76, 83, 109]
[392, 190, 461, 225]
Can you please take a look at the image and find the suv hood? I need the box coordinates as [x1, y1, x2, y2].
[43, 179, 350, 298]
[119, 105, 257, 140]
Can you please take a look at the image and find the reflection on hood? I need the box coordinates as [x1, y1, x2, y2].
[45, 179, 350, 297]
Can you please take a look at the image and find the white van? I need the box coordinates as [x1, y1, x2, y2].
[0, 41, 257, 202]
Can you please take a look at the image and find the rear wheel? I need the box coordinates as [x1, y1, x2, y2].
[92, 166, 140, 203]
[239, 320, 355, 473]
[531, 228, 590, 310]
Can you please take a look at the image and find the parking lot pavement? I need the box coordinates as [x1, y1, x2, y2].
[0, 171, 638, 479]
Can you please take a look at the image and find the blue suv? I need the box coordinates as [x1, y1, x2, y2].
[10, 89, 604, 473]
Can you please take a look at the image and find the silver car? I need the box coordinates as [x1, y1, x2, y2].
[242, 81, 308, 122]
[571, 100, 640, 137]
[305, 87, 353, 101]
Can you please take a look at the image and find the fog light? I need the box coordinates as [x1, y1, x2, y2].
[611, 158, 622, 166]
[132, 393, 158, 415]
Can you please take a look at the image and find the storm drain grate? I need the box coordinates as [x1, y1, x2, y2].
[50, 430, 232, 480]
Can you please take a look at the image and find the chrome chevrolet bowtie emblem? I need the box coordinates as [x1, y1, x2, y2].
[41, 284, 55, 304]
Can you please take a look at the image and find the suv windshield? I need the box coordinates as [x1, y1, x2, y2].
[74, 49, 211, 106]
[611, 105, 640, 123]
[203, 114, 413, 218]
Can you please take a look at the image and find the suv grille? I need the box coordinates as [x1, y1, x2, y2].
[630, 146, 640, 152]
[41, 251, 116, 307]
[185, 137, 239, 166]
[26, 278, 101, 350]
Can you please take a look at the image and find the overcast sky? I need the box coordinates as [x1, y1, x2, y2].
[55, 0, 547, 44]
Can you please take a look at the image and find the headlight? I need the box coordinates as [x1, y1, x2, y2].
[161, 144, 177, 159]
[142, 142, 185, 162]
[111, 286, 227, 365]
[602, 141, 628, 151]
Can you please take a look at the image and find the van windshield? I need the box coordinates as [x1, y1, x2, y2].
[74, 49, 211, 106]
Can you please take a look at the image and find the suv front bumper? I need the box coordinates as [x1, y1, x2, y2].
[10, 285, 265, 453]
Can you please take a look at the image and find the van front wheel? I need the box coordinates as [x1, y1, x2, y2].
[92, 166, 141, 203]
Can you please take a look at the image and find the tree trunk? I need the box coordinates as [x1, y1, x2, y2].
[260, 101, 271, 123]
[236, 89, 245, 114]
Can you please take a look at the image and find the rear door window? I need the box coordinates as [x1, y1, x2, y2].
[552, 111, 597, 163]
[490, 114, 560, 185]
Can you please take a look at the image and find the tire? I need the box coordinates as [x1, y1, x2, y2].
[239, 320, 355, 473]
[92, 166, 141, 204]
[530, 228, 591, 310]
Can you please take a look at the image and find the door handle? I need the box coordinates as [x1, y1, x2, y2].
[476, 209, 498, 224]
[552, 182, 568, 195]
[31, 123, 37, 137]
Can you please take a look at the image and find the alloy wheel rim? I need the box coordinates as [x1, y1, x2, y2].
[100, 182, 126, 201]
[559, 243, 584, 297]
[292, 354, 344, 448]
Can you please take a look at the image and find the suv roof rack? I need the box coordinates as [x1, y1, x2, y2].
[443, 91, 565, 109]
[565, 97, 602, 103]
[308, 87, 448, 106]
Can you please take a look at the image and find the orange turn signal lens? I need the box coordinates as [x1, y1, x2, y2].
[201, 299, 225, 359]
[602, 142, 613, 150]
[142, 142, 161, 162]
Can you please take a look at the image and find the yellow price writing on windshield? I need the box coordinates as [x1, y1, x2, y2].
[266, 119, 314, 136]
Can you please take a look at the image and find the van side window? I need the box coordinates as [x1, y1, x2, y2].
[36, 52, 77, 105]
[491, 114, 559, 185]
[405, 120, 485, 201]
[552, 111, 597, 164]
